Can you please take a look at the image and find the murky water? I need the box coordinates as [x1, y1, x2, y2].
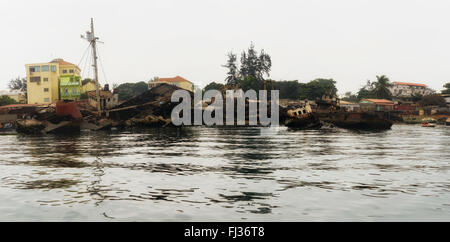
[0, 125, 449, 221]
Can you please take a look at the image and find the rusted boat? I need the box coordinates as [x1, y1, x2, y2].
[283, 103, 322, 129]
[318, 111, 393, 130]
[15, 100, 83, 134]
[315, 95, 393, 130]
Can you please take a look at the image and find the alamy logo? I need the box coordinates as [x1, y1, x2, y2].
[171, 89, 279, 126]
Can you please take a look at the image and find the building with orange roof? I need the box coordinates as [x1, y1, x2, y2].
[360, 99, 395, 111]
[148, 76, 194, 92]
[25, 58, 82, 104]
[389, 81, 435, 98]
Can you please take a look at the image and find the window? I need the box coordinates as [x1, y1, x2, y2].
[63, 88, 69, 96]
[29, 66, 40, 72]
[71, 88, 78, 95]
[44, 88, 49, 92]
[30, 76, 41, 83]
[43, 78, 49, 82]
[44, 98, 50, 102]
[69, 69, 74, 73]
[62, 69, 67, 74]
[51, 65, 57, 72]
[41, 65, 49, 72]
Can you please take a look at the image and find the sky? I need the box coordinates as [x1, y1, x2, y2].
[0, 0, 449, 95]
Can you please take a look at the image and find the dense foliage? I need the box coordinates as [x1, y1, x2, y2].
[218, 43, 337, 100]
[203, 82, 224, 92]
[442, 82, 450, 94]
[116, 81, 149, 101]
[418, 94, 447, 107]
[355, 75, 393, 100]
[298, 78, 337, 100]
[0, 95, 18, 106]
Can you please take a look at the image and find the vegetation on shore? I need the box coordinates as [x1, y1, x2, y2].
[3, 45, 450, 106]
[0, 95, 18, 106]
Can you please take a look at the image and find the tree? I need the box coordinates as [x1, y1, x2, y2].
[222, 52, 239, 86]
[298, 78, 337, 100]
[0, 95, 18, 106]
[371, 75, 393, 99]
[239, 42, 271, 81]
[442, 82, 450, 94]
[357, 80, 375, 100]
[418, 94, 446, 107]
[341, 92, 359, 102]
[203, 82, 224, 92]
[8, 77, 27, 98]
[82, 78, 94, 86]
[116, 81, 149, 101]
[410, 93, 423, 103]
[273, 80, 302, 99]
[239, 75, 264, 93]
[356, 76, 393, 100]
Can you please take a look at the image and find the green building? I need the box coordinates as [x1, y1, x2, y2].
[59, 75, 82, 101]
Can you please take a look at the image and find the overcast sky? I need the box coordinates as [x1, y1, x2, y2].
[0, 0, 449, 94]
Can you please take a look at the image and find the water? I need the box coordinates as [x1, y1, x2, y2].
[0, 124, 449, 221]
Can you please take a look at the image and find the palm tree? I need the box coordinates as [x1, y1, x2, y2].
[372, 75, 393, 99]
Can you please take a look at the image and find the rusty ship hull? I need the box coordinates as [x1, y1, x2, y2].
[318, 111, 393, 130]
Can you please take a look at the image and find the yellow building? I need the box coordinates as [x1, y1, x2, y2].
[25, 58, 81, 104]
[148, 76, 194, 92]
[81, 80, 98, 94]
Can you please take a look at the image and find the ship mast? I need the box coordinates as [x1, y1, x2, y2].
[91, 18, 101, 114]
[82, 18, 101, 114]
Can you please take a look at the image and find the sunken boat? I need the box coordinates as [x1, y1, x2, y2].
[315, 95, 393, 130]
[282, 102, 322, 129]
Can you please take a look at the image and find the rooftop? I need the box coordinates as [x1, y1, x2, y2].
[154, 76, 193, 84]
[340, 100, 358, 105]
[361, 99, 395, 105]
[394, 82, 427, 87]
[27, 58, 80, 70]
[50, 58, 77, 67]
[0, 104, 46, 109]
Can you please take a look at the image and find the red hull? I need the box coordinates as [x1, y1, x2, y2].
[56, 101, 82, 119]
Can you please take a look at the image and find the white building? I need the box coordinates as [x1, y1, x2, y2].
[389, 82, 435, 98]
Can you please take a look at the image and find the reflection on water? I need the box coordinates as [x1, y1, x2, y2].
[0, 125, 449, 221]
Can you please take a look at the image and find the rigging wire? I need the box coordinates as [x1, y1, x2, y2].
[96, 45, 108, 85]
[81, 47, 90, 80]
[78, 43, 92, 80]
[77, 43, 91, 69]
